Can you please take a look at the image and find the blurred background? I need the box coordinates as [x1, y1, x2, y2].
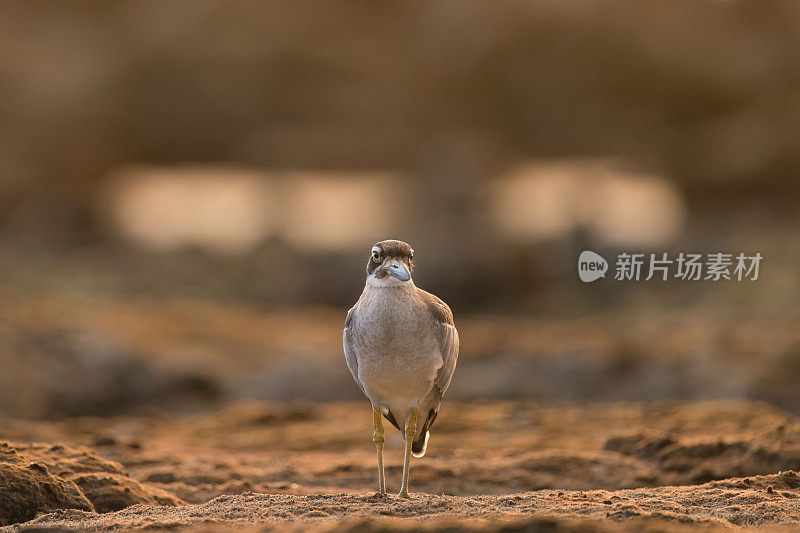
[1, 0, 799, 421]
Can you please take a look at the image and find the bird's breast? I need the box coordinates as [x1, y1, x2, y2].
[354, 289, 430, 351]
[351, 289, 442, 406]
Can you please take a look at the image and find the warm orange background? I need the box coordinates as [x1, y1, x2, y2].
[0, 1, 798, 419]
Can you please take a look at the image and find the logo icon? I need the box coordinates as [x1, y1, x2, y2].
[578, 250, 608, 282]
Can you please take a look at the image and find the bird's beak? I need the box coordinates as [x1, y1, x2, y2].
[383, 259, 411, 281]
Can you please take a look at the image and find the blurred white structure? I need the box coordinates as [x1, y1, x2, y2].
[101, 166, 403, 254]
[101, 160, 683, 255]
[280, 172, 399, 252]
[489, 159, 686, 247]
[103, 166, 274, 254]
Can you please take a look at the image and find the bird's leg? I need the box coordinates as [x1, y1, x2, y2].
[372, 408, 386, 495]
[398, 407, 418, 499]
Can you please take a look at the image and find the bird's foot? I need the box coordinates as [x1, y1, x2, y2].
[397, 491, 411, 499]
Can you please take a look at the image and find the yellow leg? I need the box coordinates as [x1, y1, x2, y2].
[372, 408, 386, 494]
[398, 407, 418, 499]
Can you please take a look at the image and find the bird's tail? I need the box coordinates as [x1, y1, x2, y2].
[411, 430, 430, 458]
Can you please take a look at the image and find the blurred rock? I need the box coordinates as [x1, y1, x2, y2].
[2, 290, 800, 419]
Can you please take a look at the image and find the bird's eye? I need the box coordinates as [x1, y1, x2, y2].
[371, 250, 382, 262]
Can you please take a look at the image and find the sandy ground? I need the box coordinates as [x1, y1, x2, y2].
[3, 292, 800, 530]
[3, 400, 800, 530]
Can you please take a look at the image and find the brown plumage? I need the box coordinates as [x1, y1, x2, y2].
[344, 239, 459, 496]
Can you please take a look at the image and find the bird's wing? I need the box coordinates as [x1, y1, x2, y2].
[428, 296, 459, 396]
[413, 290, 459, 452]
[343, 305, 368, 397]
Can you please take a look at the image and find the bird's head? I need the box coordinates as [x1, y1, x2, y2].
[366, 239, 414, 286]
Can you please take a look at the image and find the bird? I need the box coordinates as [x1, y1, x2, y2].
[343, 239, 459, 498]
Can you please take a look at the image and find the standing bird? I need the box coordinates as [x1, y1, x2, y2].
[343, 240, 459, 498]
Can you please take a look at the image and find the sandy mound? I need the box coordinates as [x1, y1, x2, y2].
[0, 440, 181, 521]
[0, 461, 92, 526]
